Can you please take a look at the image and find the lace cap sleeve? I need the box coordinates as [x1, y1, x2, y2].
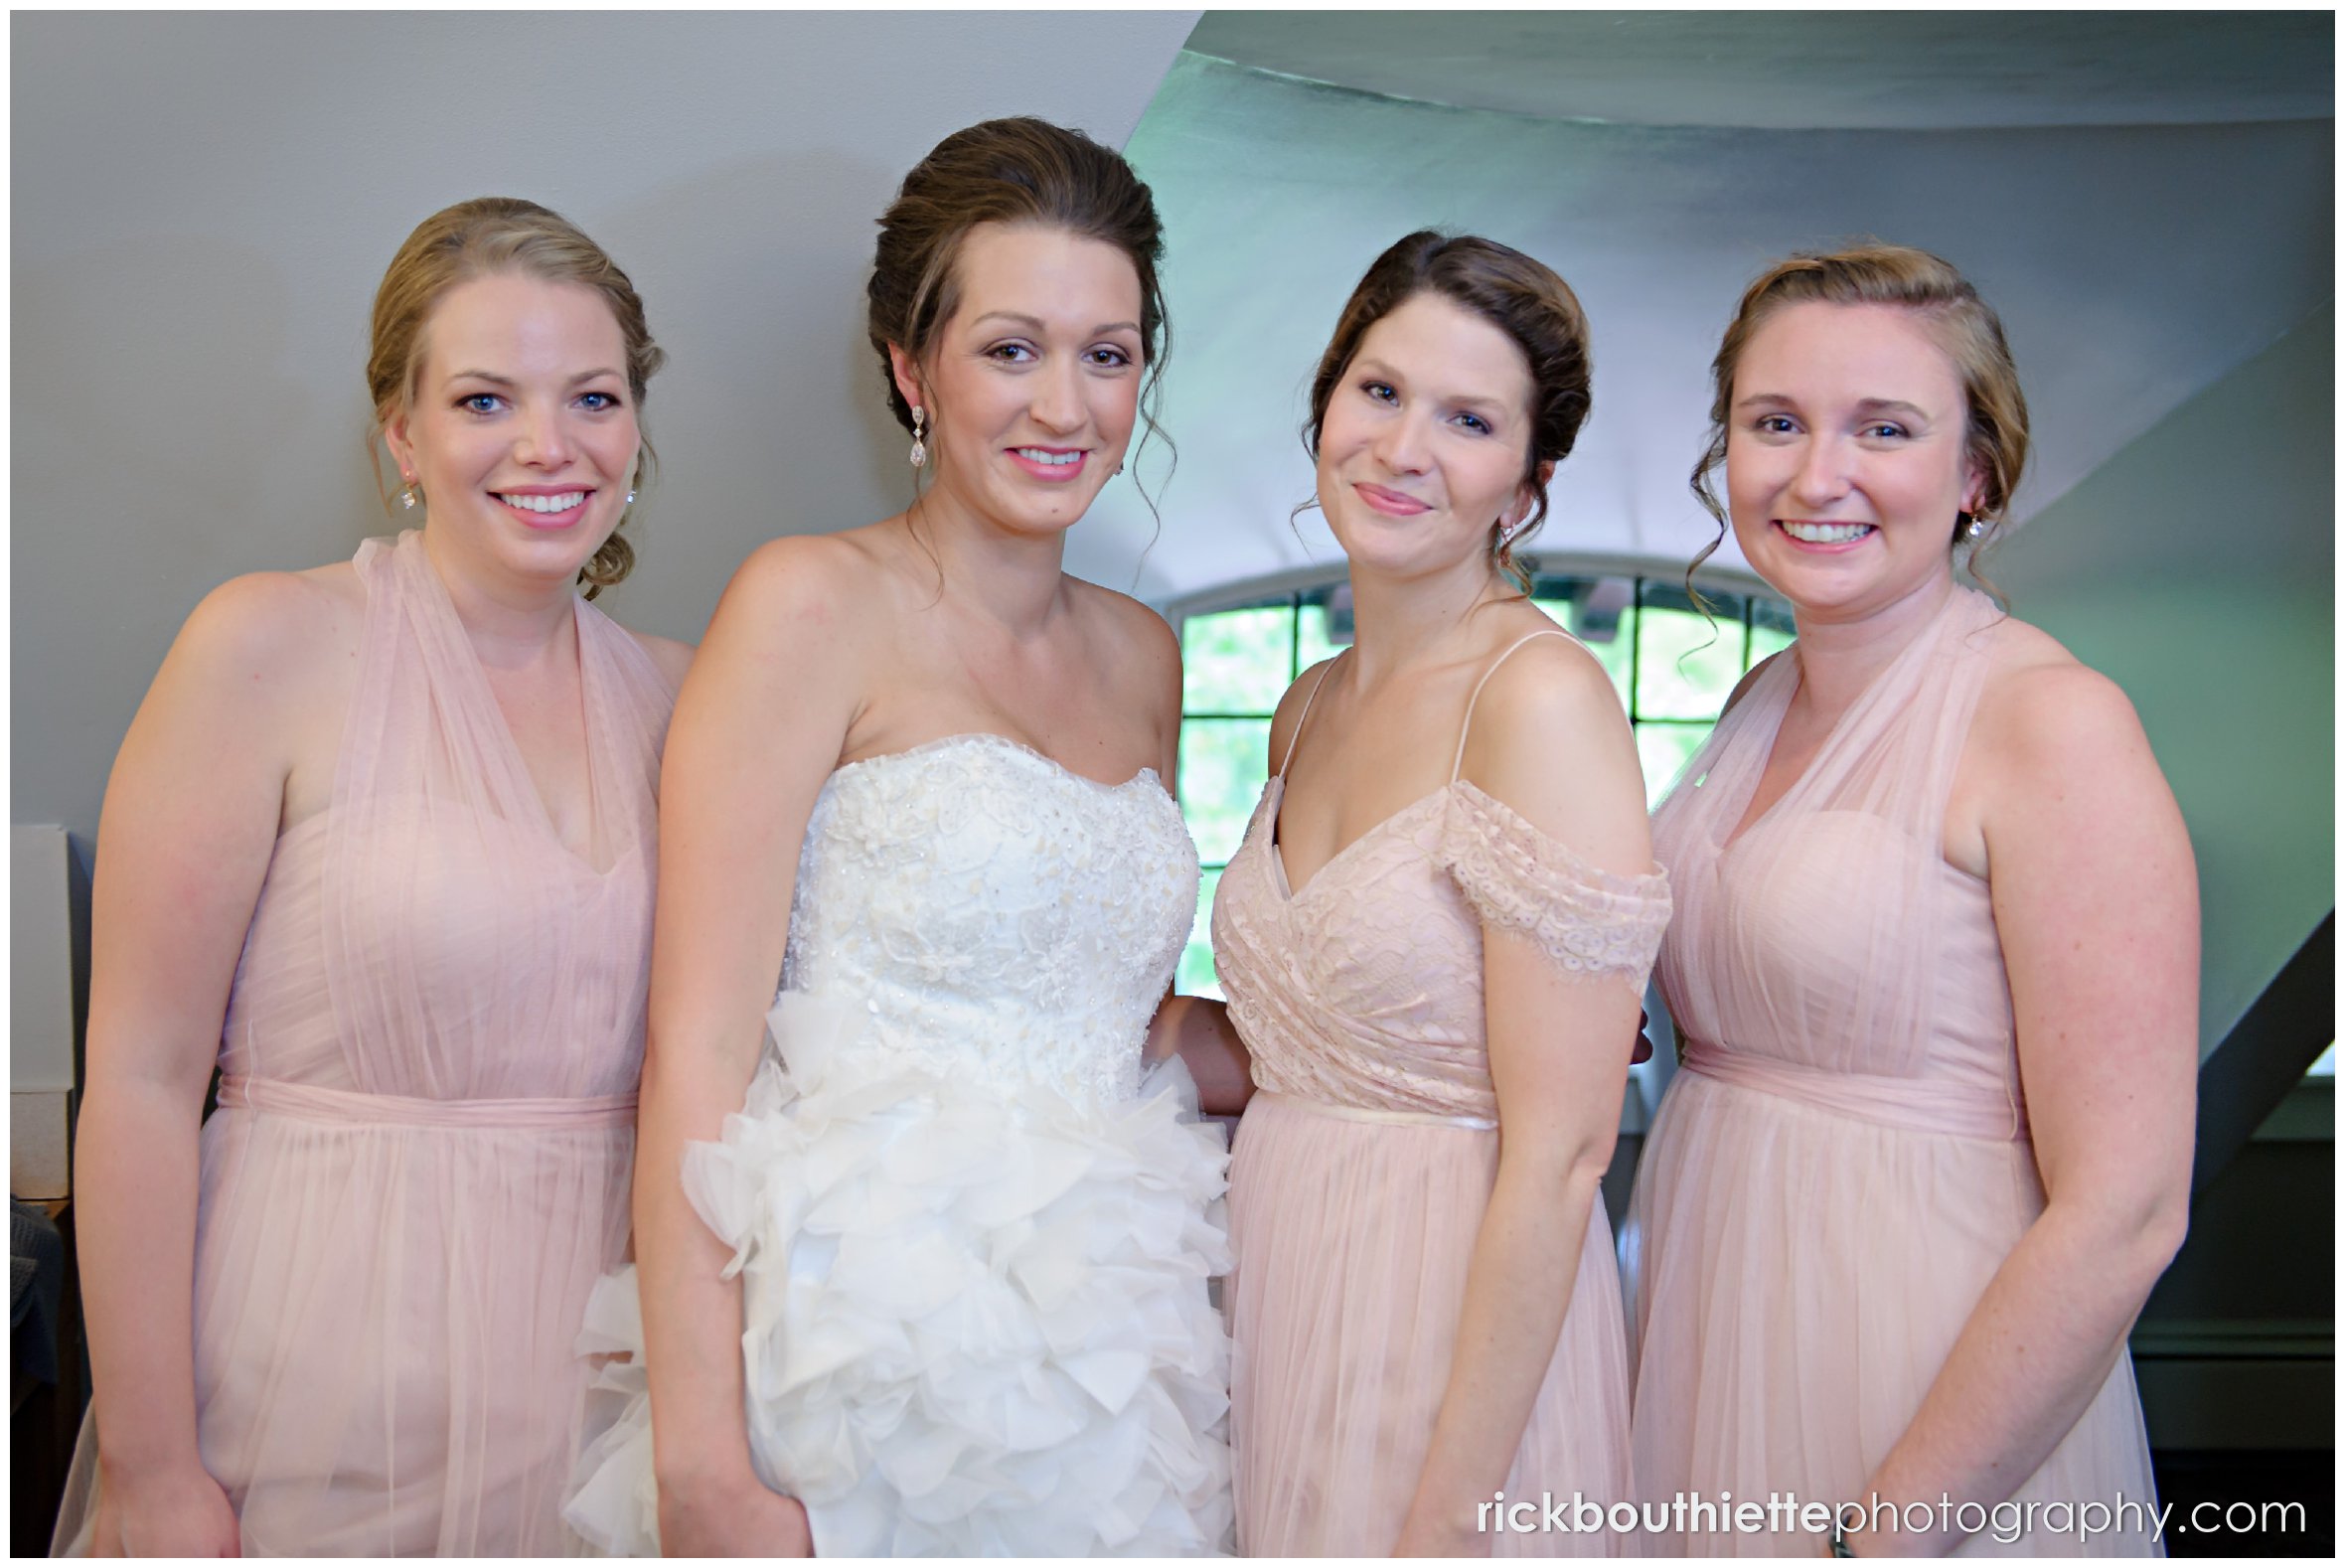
[1440, 781, 1672, 994]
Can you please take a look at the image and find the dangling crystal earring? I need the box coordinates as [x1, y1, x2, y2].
[1961, 512, 1987, 542]
[398, 477, 420, 511]
[907, 406, 928, 469]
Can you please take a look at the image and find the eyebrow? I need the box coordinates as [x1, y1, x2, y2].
[1353, 356, 1512, 417]
[970, 311, 1142, 337]
[1735, 392, 1933, 420]
[444, 369, 624, 388]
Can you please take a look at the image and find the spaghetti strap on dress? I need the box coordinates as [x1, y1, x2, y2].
[51, 529, 677, 1556]
[1624, 584, 2162, 1555]
[1215, 628, 1670, 1556]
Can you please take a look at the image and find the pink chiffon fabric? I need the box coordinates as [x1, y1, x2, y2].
[1624, 584, 2162, 1555]
[52, 530, 676, 1556]
[1214, 632, 1671, 1557]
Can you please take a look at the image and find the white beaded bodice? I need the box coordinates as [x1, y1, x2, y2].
[779, 733, 1199, 1106]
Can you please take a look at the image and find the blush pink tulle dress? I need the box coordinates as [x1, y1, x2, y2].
[1623, 584, 2162, 1556]
[52, 529, 677, 1556]
[1214, 632, 1672, 1557]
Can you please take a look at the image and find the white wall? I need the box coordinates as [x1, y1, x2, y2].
[12, 11, 1199, 848]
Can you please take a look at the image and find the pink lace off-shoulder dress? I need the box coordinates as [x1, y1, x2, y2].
[1214, 632, 1672, 1557]
[52, 529, 677, 1556]
[1624, 585, 2161, 1555]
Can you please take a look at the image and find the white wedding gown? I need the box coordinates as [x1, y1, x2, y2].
[563, 734, 1235, 1556]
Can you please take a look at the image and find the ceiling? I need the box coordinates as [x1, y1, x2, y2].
[1184, 11, 2333, 130]
[1070, 14, 2333, 604]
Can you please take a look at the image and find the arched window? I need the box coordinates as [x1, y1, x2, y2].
[1172, 564, 1794, 998]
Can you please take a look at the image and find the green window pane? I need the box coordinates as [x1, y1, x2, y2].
[1178, 717, 1271, 865]
[1296, 595, 1350, 673]
[1182, 604, 1293, 713]
[1636, 586, 1747, 722]
[1749, 598, 1797, 668]
[1637, 722, 1714, 809]
[1177, 868, 1223, 1000]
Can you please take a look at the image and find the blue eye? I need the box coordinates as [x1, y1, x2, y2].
[459, 392, 504, 415]
[578, 391, 622, 412]
[1454, 411, 1492, 436]
[1361, 380, 1396, 403]
[1753, 414, 1797, 434]
[1861, 421, 1908, 440]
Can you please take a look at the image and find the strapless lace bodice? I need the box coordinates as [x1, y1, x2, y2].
[779, 733, 1200, 1105]
[567, 730, 1234, 1558]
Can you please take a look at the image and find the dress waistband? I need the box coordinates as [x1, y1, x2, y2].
[1676, 1040, 2027, 1143]
[1255, 1089, 1496, 1133]
[217, 1073, 638, 1131]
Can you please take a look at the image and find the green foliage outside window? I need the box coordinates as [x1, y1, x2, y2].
[1172, 571, 1795, 998]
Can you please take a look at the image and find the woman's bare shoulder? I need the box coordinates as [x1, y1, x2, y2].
[1970, 612, 2150, 783]
[172, 561, 363, 691]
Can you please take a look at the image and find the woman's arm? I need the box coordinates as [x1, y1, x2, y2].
[77, 574, 342, 1557]
[1394, 642, 1654, 1556]
[1134, 606, 1256, 1114]
[634, 538, 870, 1556]
[1840, 662, 2196, 1556]
[1146, 994, 1253, 1115]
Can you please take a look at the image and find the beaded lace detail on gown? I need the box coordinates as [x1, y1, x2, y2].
[1214, 631, 1669, 1555]
[564, 734, 1235, 1558]
[1624, 584, 2163, 1556]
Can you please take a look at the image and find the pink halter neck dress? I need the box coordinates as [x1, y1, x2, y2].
[53, 530, 677, 1555]
[1624, 584, 2161, 1555]
[1214, 631, 1672, 1557]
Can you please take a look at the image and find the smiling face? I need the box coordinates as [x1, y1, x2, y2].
[384, 272, 639, 589]
[1315, 291, 1537, 581]
[892, 223, 1144, 540]
[1726, 300, 1982, 621]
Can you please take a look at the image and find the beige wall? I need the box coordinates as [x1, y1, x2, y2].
[11, 11, 1198, 850]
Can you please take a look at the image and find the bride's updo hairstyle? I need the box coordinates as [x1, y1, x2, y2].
[865, 116, 1172, 466]
[367, 197, 665, 598]
[1303, 231, 1593, 592]
[1689, 242, 2029, 580]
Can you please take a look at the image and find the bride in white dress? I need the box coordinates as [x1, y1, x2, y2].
[563, 118, 1250, 1556]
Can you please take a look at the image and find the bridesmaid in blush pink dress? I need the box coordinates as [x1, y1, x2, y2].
[56, 200, 690, 1556]
[1215, 233, 1668, 1558]
[1624, 245, 2194, 1556]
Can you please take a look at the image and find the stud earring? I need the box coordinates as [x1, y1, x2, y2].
[625, 488, 638, 507]
[1961, 512, 1987, 542]
[907, 406, 928, 469]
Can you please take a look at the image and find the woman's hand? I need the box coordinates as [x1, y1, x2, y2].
[93, 1461, 241, 1557]
[657, 1471, 813, 1558]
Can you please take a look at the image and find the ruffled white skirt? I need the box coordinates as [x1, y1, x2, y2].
[563, 993, 1235, 1557]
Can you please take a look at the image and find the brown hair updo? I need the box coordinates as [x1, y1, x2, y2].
[1688, 241, 2029, 582]
[865, 116, 1171, 469]
[367, 197, 664, 599]
[1304, 231, 1593, 592]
